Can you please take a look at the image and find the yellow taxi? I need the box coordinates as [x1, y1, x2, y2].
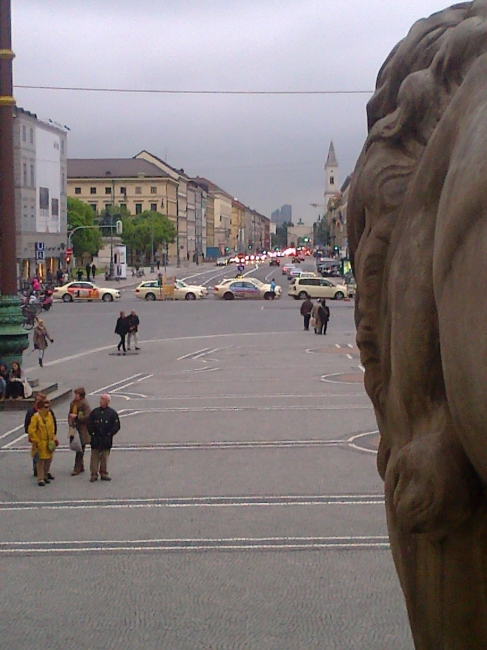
[135, 279, 208, 301]
[53, 281, 121, 303]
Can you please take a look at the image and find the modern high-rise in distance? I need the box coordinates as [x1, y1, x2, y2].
[271, 204, 292, 225]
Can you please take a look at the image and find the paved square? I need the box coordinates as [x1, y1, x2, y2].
[0, 262, 413, 649]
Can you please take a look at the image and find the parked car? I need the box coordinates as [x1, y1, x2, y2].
[288, 277, 348, 300]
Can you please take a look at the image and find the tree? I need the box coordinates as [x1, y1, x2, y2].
[121, 211, 176, 262]
[314, 216, 330, 247]
[67, 197, 103, 259]
[271, 221, 291, 249]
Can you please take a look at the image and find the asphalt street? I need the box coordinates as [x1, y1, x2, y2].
[0, 259, 413, 649]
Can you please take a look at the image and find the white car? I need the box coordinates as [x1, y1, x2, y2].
[288, 277, 348, 300]
[214, 279, 282, 300]
[52, 281, 120, 302]
[135, 279, 208, 301]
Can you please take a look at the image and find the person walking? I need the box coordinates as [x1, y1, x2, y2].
[85, 262, 91, 281]
[28, 397, 58, 486]
[76, 268, 83, 281]
[311, 301, 321, 334]
[115, 311, 129, 355]
[33, 319, 53, 367]
[88, 394, 120, 482]
[300, 296, 314, 331]
[127, 310, 140, 351]
[56, 267, 63, 285]
[269, 279, 277, 299]
[91, 263, 97, 280]
[68, 387, 92, 476]
[318, 298, 330, 335]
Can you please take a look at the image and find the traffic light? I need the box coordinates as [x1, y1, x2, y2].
[65, 253, 71, 265]
[116, 220, 123, 235]
[225, 247, 229, 252]
[248, 244, 252, 250]
[334, 245, 339, 252]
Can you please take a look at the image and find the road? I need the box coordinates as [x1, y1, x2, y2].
[0, 259, 413, 649]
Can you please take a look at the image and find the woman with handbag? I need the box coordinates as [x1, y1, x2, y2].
[28, 398, 58, 486]
[68, 387, 92, 475]
[5, 361, 30, 399]
[33, 319, 53, 368]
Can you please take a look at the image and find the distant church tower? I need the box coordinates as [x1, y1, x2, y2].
[324, 141, 339, 206]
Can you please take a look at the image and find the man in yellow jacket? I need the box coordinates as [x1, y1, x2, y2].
[28, 397, 58, 486]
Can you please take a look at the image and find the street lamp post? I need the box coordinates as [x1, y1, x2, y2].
[0, 0, 28, 366]
[176, 186, 180, 268]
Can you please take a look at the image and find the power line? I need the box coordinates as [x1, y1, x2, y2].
[15, 85, 373, 96]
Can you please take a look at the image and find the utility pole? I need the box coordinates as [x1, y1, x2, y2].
[0, 0, 28, 366]
[176, 185, 180, 268]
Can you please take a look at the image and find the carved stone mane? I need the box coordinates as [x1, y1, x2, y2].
[348, 2, 487, 647]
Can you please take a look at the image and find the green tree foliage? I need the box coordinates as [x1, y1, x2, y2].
[314, 217, 330, 246]
[67, 197, 103, 258]
[121, 211, 177, 258]
[271, 221, 292, 249]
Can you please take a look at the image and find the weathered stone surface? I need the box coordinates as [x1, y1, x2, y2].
[348, 2, 487, 647]
[0, 295, 29, 367]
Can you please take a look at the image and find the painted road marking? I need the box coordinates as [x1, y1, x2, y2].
[88, 373, 143, 396]
[0, 536, 390, 554]
[177, 348, 210, 361]
[0, 494, 385, 511]
[22, 331, 302, 373]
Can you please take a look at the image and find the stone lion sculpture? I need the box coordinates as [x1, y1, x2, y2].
[348, 2, 487, 647]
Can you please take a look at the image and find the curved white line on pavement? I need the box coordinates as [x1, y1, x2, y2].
[347, 430, 379, 455]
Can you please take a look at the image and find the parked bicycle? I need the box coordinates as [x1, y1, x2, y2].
[21, 303, 41, 330]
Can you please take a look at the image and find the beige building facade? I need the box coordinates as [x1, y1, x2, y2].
[67, 158, 182, 262]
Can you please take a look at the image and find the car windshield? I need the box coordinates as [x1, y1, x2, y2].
[176, 280, 187, 288]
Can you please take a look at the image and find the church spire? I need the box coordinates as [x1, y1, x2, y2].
[325, 140, 338, 168]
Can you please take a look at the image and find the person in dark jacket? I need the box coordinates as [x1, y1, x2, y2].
[317, 299, 330, 335]
[300, 297, 314, 331]
[127, 310, 140, 351]
[85, 262, 91, 281]
[88, 394, 120, 482]
[115, 311, 129, 355]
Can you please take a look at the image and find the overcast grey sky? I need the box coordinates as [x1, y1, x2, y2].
[13, 0, 451, 223]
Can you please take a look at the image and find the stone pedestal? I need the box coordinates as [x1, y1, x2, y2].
[0, 295, 29, 367]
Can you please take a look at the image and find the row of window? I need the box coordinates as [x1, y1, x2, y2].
[74, 186, 159, 195]
[88, 202, 159, 215]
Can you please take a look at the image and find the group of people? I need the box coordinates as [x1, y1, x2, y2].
[77, 262, 97, 282]
[300, 296, 330, 334]
[26, 389, 121, 486]
[0, 360, 31, 400]
[115, 310, 140, 354]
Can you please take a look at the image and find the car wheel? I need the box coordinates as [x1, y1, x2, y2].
[263, 292, 272, 301]
[62, 293, 73, 303]
[102, 293, 113, 302]
[145, 292, 156, 301]
[298, 291, 308, 299]
[185, 292, 196, 301]
[223, 292, 234, 301]
[334, 291, 345, 300]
